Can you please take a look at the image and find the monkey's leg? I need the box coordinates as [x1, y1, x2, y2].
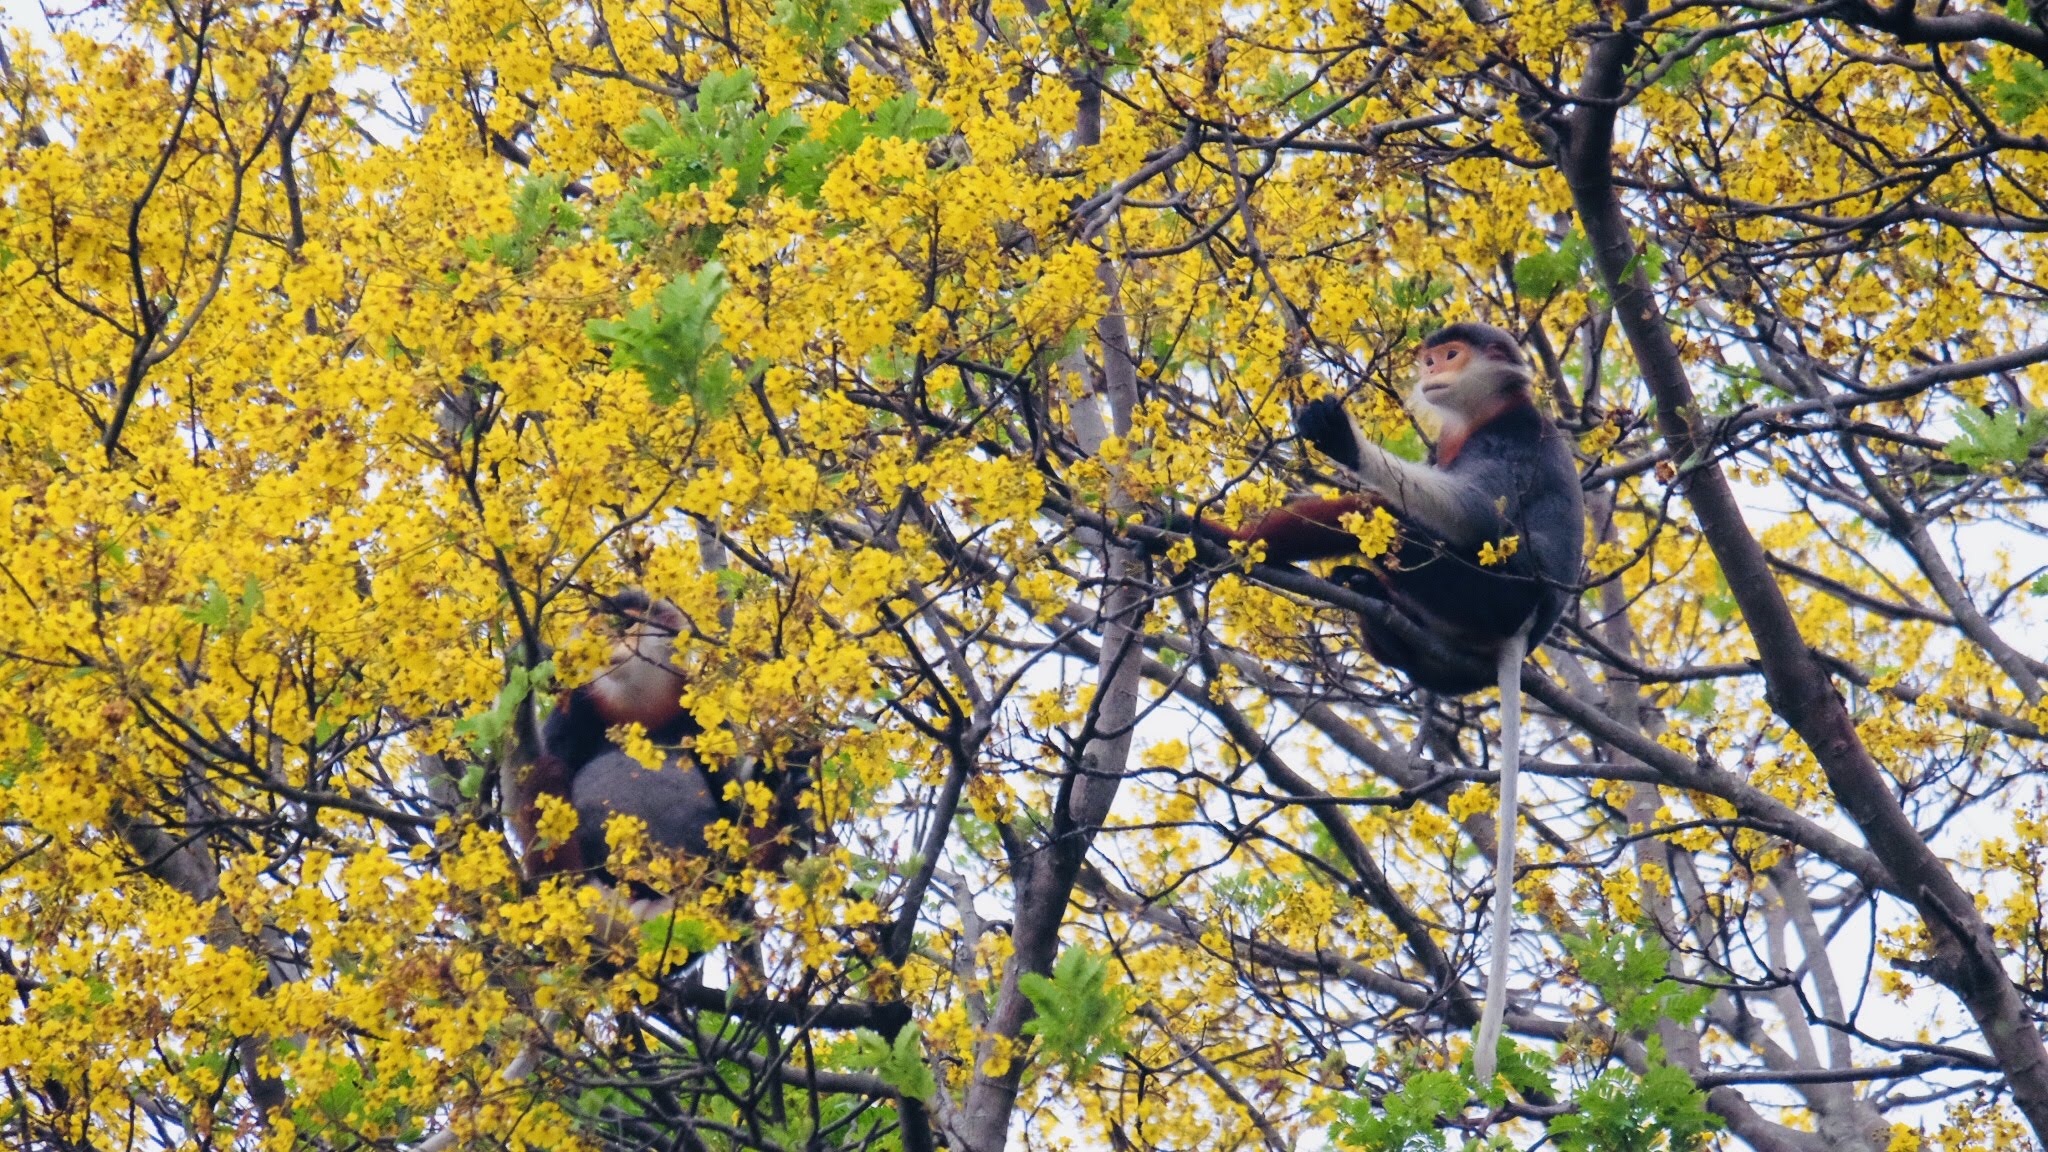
[1474, 619, 1532, 1087]
[1228, 495, 1374, 563]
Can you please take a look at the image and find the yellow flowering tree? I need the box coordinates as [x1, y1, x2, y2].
[4, 0, 2048, 1146]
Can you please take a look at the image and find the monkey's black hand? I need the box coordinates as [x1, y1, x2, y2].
[1295, 398, 1362, 470]
[1328, 564, 1388, 599]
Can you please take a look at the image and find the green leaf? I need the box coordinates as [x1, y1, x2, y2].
[842, 1024, 937, 1101]
[1675, 682, 1717, 719]
[185, 578, 233, 629]
[870, 94, 952, 142]
[1652, 32, 1742, 91]
[1562, 925, 1714, 1034]
[779, 97, 953, 205]
[1389, 274, 1453, 310]
[639, 912, 719, 960]
[1382, 424, 1427, 464]
[608, 71, 811, 251]
[1328, 1067, 1466, 1150]
[1968, 57, 2048, 125]
[463, 175, 583, 272]
[1491, 1038, 1556, 1100]
[2028, 571, 2048, 596]
[1945, 406, 2048, 470]
[586, 264, 740, 412]
[0, 724, 44, 789]
[1547, 1041, 1720, 1152]
[184, 576, 262, 632]
[865, 345, 917, 383]
[310, 1060, 368, 1124]
[772, 0, 895, 51]
[1018, 946, 1131, 1077]
[1513, 230, 1592, 298]
[452, 659, 554, 759]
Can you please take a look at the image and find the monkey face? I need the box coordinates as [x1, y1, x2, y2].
[1418, 339, 1476, 392]
[586, 596, 689, 729]
[1416, 338, 1529, 422]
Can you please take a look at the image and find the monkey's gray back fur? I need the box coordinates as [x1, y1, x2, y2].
[570, 750, 722, 865]
[1410, 398, 1585, 650]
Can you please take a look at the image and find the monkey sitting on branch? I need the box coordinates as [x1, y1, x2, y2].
[505, 589, 812, 896]
[1163, 321, 1586, 1085]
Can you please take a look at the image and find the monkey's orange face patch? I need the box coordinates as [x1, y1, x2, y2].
[1418, 340, 1471, 378]
[1416, 338, 1523, 424]
[1418, 341, 1472, 399]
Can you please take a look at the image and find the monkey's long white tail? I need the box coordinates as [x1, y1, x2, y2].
[1474, 624, 1530, 1088]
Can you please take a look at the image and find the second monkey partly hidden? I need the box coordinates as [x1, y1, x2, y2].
[508, 589, 809, 888]
[1174, 321, 1586, 1085]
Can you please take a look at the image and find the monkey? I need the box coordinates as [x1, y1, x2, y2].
[507, 590, 809, 887]
[1201, 322, 1583, 695]
[1169, 321, 1584, 1085]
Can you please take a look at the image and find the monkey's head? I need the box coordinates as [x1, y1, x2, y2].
[1415, 322, 1532, 422]
[582, 588, 690, 730]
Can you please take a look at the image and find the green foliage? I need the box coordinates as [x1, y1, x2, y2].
[585, 263, 740, 411]
[782, 95, 950, 201]
[1547, 1040, 1721, 1152]
[1246, 66, 1364, 126]
[1702, 361, 1787, 411]
[608, 70, 951, 253]
[773, 0, 895, 52]
[1968, 57, 2048, 125]
[1473, 1037, 1557, 1103]
[452, 659, 553, 765]
[639, 912, 720, 961]
[1383, 424, 1427, 463]
[610, 72, 806, 248]
[1214, 871, 1288, 916]
[1019, 945, 1131, 1077]
[1514, 231, 1592, 298]
[1675, 682, 1718, 719]
[1945, 405, 2048, 470]
[1329, 1068, 1468, 1150]
[1377, 929, 1721, 1150]
[184, 575, 263, 632]
[1563, 925, 1714, 1034]
[464, 175, 582, 272]
[1653, 33, 1743, 90]
[1390, 274, 1453, 310]
[302, 1058, 414, 1132]
[0, 723, 42, 788]
[300, 1059, 361, 1132]
[840, 1023, 937, 1101]
[1056, 0, 1138, 60]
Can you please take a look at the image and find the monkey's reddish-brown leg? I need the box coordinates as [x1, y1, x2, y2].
[510, 753, 588, 879]
[1219, 494, 1375, 563]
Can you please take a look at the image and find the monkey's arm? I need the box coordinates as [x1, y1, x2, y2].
[1296, 400, 1499, 546]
